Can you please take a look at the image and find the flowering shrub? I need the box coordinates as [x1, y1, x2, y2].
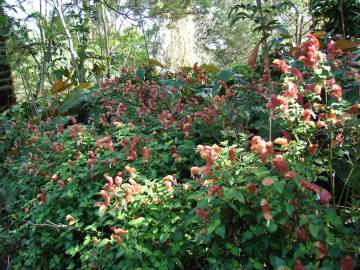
[0, 35, 359, 269]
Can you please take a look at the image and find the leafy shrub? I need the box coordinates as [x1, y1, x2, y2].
[0, 35, 359, 269]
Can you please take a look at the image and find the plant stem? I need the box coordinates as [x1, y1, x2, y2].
[337, 165, 353, 206]
[329, 125, 335, 201]
[338, 0, 346, 37]
[325, 85, 335, 202]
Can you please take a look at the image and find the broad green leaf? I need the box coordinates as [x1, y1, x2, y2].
[309, 224, 319, 238]
[215, 225, 226, 238]
[129, 217, 145, 226]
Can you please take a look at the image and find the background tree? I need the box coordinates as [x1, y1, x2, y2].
[310, 0, 360, 37]
[198, 0, 258, 66]
[0, 0, 16, 111]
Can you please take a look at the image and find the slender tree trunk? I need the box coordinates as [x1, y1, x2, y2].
[38, 0, 47, 98]
[295, 15, 299, 46]
[100, 3, 111, 78]
[133, 0, 150, 60]
[45, 9, 55, 86]
[338, 0, 346, 37]
[54, 0, 81, 82]
[138, 15, 149, 60]
[78, 0, 91, 82]
[298, 15, 304, 46]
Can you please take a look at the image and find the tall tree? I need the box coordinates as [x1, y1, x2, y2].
[53, 0, 81, 82]
[310, 0, 360, 37]
[0, 0, 16, 111]
[99, 2, 111, 77]
[78, 0, 92, 82]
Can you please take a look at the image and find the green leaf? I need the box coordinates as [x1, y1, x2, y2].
[309, 224, 319, 238]
[272, 256, 286, 268]
[223, 187, 245, 203]
[218, 70, 232, 82]
[242, 231, 253, 242]
[129, 217, 145, 226]
[267, 222, 278, 233]
[159, 233, 169, 243]
[136, 67, 145, 81]
[207, 218, 221, 234]
[273, 182, 285, 194]
[98, 239, 110, 247]
[59, 90, 84, 113]
[285, 204, 294, 216]
[215, 225, 226, 238]
[197, 198, 208, 209]
[324, 208, 341, 226]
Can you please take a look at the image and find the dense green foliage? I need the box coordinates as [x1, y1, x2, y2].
[1, 0, 360, 269]
[0, 33, 359, 269]
[310, 0, 360, 37]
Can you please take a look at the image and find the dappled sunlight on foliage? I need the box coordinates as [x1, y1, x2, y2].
[0, 32, 359, 269]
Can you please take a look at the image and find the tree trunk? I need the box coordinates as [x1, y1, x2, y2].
[298, 15, 304, 46]
[100, 3, 111, 78]
[338, 0, 346, 37]
[0, 1, 16, 111]
[133, 0, 149, 61]
[38, 0, 47, 98]
[157, 14, 205, 72]
[54, 0, 81, 82]
[78, 0, 91, 82]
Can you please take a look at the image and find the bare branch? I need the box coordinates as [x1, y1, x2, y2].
[27, 220, 70, 229]
[100, 0, 137, 22]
